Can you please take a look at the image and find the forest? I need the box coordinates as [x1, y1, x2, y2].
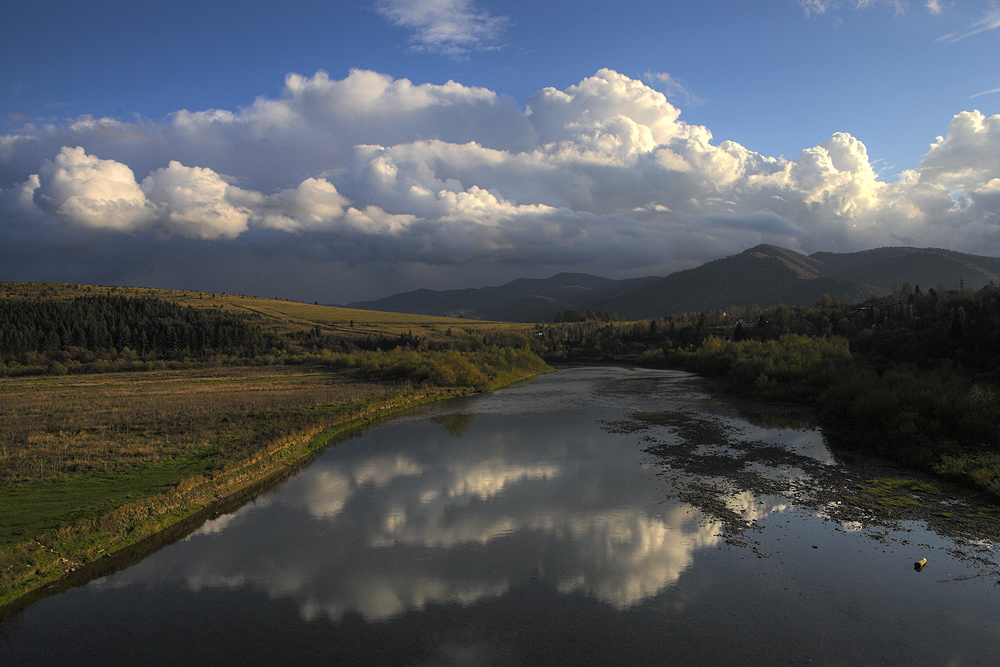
[0, 295, 286, 373]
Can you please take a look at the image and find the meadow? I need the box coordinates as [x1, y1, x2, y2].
[0, 365, 437, 605]
[0, 281, 551, 611]
[0, 280, 533, 343]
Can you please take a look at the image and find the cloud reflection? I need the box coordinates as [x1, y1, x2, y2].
[93, 369, 794, 621]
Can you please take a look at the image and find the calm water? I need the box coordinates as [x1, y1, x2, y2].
[2, 367, 998, 665]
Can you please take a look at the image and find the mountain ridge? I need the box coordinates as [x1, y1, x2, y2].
[345, 245, 1000, 322]
[345, 273, 660, 322]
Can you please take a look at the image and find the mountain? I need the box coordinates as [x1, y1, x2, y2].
[597, 245, 1000, 320]
[345, 273, 661, 322]
[345, 245, 1000, 322]
[810, 247, 1000, 291]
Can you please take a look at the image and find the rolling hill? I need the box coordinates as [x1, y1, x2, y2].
[596, 245, 1000, 319]
[345, 273, 660, 322]
[347, 245, 1000, 322]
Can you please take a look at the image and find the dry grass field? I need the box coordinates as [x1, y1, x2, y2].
[0, 279, 550, 609]
[0, 364, 471, 608]
[0, 365, 422, 549]
[0, 365, 393, 486]
[0, 280, 534, 341]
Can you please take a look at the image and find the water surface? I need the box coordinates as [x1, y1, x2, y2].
[2, 367, 998, 665]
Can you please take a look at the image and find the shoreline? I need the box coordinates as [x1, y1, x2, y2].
[0, 369, 546, 618]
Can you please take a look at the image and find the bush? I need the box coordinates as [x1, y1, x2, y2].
[47, 361, 68, 376]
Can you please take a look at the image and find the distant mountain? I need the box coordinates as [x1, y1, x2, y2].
[810, 247, 1000, 291]
[345, 245, 1000, 322]
[597, 244, 1000, 320]
[345, 273, 661, 322]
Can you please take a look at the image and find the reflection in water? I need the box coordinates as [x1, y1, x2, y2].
[95, 370, 741, 621]
[431, 412, 477, 436]
[4, 367, 999, 666]
[739, 409, 812, 432]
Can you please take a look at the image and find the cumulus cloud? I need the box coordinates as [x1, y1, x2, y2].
[915, 110, 1000, 190]
[14, 148, 364, 241]
[3, 67, 1000, 301]
[375, 0, 510, 56]
[250, 177, 350, 232]
[32, 146, 153, 232]
[141, 161, 252, 239]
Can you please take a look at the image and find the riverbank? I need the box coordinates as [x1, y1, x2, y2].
[623, 335, 1000, 505]
[606, 378, 1000, 563]
[0, 362, 550, 614]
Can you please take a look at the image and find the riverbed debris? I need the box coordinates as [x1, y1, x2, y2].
[598, 381, 1000, 578]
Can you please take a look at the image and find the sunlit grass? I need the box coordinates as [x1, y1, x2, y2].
[0, 364, 456, 607]
[0, 366, 407, 550]
[0, 366, 390, 486]
[0, 280, 537, 342]
[0, 347, 551, 608]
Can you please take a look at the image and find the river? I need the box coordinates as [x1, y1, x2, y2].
[1, 366, 998, 665]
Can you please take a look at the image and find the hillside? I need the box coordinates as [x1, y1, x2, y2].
[812, 247, 1000, 291]
[0, 281, 531, 344]
[345, 272, 660, 322]
[597, 245, 1000, 320]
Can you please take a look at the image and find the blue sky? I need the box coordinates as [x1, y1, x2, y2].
[2, 0, 1000, 302]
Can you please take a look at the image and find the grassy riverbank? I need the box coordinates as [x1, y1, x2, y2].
[0, 356, 551, 611]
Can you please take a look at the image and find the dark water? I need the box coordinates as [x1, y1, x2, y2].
[2, 367, 998, 665]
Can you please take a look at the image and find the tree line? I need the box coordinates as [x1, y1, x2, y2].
[0, 295, 287, 372]
[541, 283, 1000, 498]
[0, 294, 550, 385]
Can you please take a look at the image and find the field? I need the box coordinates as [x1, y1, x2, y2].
[0, 353, 547, 611]
[0, 363, 491, 609]
[0, 279, 553, 610]
[0, 280, 533, 342]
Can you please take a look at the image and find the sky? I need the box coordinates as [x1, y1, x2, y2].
[2, 0, 1000, 303]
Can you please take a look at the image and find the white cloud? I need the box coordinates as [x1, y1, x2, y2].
[916, 110, 1000, 190]
[141, 161, 252, 239]
[971, 86, 1000, 99]
[251, 178, 350, 233]
[375, 0, 510, 56]
[798, 0, 923, 16]
[4, 68, 1000, 301]
[20, 149, 358, 240]
[33, 146, 153, 231]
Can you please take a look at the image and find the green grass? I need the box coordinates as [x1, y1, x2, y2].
[0, 279, 554, 610]
[852, 478, 945, 513]
[855, 478, 943, 497]
[0, 353, 551, 610]
[0, 449, 214, 548]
